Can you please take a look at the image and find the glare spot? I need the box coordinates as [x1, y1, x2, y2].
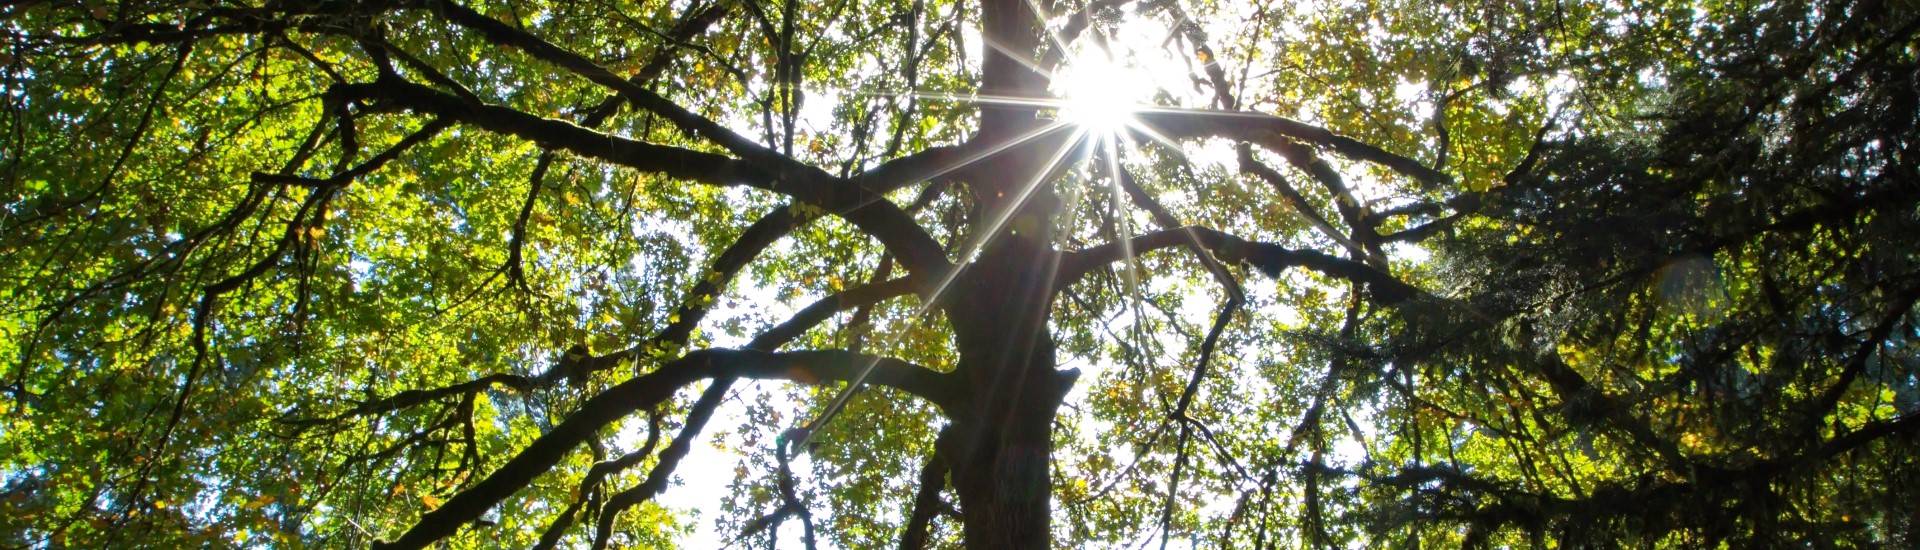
[1055, 51, 1142, 134]
[1655, 254, 1728, 321]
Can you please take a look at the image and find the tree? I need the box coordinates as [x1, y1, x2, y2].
[1, 0, 1915, 547]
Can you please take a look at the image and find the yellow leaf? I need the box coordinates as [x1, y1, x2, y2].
[421, 494, 443, 509]
[244, 495, 276, 510]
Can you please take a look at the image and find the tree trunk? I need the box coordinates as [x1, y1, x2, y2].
[942, 234, 1075, 549]
[944, 369, 1069, 549]
[946, 0, 1069, 546]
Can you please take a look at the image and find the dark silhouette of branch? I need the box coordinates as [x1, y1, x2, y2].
[1234, 144, 1369, 258]
[1246, 136, 1388, 267]
[422, 0, 806, 175]
[543, 206, 805, 384]
[1801, 288, 1918, 437]
[1134, 109, 1451, 186]
[532, 411, 662, 550]
[1038, 0, 1137, 72]
[898, 442, 951, 550]
[518, 277, 921, 545]
[371, 276, 927, 550]
[1061, 225, 1423, 305]
[590, 377, 731, 550]
[372, 349, 956, 550]
[334, 75, 952, 275]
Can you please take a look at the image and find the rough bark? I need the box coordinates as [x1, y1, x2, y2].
[941, 240, 1076, 549]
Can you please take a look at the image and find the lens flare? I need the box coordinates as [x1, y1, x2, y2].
[1055, 51, 1142, 134]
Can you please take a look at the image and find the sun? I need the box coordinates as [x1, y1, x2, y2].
[1053, 50, 1145, 135]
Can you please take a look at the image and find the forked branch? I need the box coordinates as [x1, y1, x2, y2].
[372, 349, 956, 550]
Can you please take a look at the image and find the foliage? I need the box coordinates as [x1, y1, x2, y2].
[0, 0, 1914, 547]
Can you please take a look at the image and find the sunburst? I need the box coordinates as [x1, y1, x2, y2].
[782, 41, 1184, 458]
[1054, 49, 1148, 139]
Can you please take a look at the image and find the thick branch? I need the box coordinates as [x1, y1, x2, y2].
[338, 76, 951, 275]
[300, 372, 533, 425]
[340, 76, 771, 188]
[849, 143, 974, 194]
[1133, 109, 1451, 186]
[1247, 137, 1388, 267]
[532, 412, 662, 550]
[1062, 226, 1423, 305]
[248, 118, 450, 189]
[422, 0, 810, 176]
[542, 277, 920, 544]
[546, 206, 806, 383]
[1111, 159, 1243, 301]
[754, 277, 920, 350]
[1234, 144, 1369, 257]
[1531, 344, 1690, 473]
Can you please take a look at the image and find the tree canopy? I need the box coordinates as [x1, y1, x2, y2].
[2, 0, 1916, 547]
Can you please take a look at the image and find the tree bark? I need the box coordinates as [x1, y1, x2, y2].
[942, 240, 1074, 549]
[940, 0, 1074, 546]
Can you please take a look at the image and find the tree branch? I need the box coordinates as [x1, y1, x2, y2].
[336, 75, 951, 276]
[1801, 288, 1918, 438]
[753, 277, 921, 351]
[532, 411, 662, 550]
[897, 444, 950, 550]
[545, 205, 807, 384]
[371, 349, 954, 550]
[591, 377, 732, 550]
[422, 0, 811, 177]
[1234, 144, 1369, 258]
[1133, 109, 1451, 187]
[1061, 225, 1423, 305]
[519, 276, 922, 544]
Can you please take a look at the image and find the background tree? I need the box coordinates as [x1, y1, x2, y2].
[1, 0, 1915, 547]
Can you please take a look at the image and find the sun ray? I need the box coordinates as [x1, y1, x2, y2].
[1119, 118, 1186, 156]
[955, 125, 1091, 264]
[905, 120, 1073, 187]
[789, 123, 1092, 457]
[848, 89, 1064, 110]
[1094, 134, 1154, 381]
[1102, 123, 1251, 307]
[837, 118, 1075, 215]
[981, 34, 1054, 83]
[785, 36, 1228, 457]
[1024, 0, 1076, 68]
[834, 75, 1080, 115]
